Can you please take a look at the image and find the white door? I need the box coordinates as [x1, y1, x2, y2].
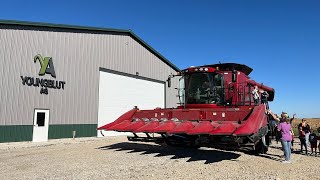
[98, 71, 165, 137]
[32, 109, 50, 142]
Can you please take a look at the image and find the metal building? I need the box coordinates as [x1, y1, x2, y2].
[0, 20, 179, 143]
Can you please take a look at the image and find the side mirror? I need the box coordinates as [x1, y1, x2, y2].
[232, 70, 237, 82]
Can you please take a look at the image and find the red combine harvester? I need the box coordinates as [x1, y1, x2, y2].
[98, 63, 275, 154]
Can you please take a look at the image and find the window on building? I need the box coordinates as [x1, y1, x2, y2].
[37, 112, 45, 127]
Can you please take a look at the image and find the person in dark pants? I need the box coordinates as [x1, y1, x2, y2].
[309, 130, 318, 156]
[268, 113, 276, 140]
[298, 126, 308, 154]
[268, 111, 295, 144]
[270, 113, 281, 144]
[298, 119, 311, 155]
[288, 113, 296, 151]
[290, 129, 295, 152]
[318, 127, 320, 154]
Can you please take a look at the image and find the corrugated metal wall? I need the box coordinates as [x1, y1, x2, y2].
[0, 25, 179, 126]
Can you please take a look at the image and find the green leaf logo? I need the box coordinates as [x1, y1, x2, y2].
[34, 54, 56, 78]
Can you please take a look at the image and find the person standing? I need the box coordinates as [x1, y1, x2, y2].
[289, 113, 296, 151]
[268, 111, 295, 144]
[290, 128, 295, 152]
[268, 111, 283, 144]
[318, 127, 320, 155]
[298, 126, 308, 154]
[260, 89, 269, 112]
[260, 90, 269, 104]
[298, 119, 311, 154]
[251, 86, 260, 105]
[268, 113, 277, 140]
[277, 116, 293, 163]
[309, 130, 318, 156]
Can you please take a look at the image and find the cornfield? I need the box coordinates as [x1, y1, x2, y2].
[291, 118, 320, 136]
[291, 118, 320, 130]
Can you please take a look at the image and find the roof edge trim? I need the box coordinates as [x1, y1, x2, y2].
[0, 19, 180, 72]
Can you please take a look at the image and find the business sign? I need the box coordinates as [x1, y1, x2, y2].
[20, 54, 66, 95]
[34, 54, 56, 78]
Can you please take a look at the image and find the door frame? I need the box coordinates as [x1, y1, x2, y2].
[32, 108, 50, 142]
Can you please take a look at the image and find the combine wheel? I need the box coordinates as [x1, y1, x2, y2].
[254, 136, 268, 154]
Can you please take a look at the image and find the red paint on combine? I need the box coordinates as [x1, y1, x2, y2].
[98, 63, 275, 153]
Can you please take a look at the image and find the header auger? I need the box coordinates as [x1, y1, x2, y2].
[98, 63, 275, 154]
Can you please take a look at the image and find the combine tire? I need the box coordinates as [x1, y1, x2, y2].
[254, 136, 268, 154]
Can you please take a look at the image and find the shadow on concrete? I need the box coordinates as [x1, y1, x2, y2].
[98, 142, 241, 164]
[269, 144, 305, 155]
[254, 153, 283, 162]
[255, 144, 307, 161]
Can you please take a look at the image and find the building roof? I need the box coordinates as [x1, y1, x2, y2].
[0, 19, 180, 72]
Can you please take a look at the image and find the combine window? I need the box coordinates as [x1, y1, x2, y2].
[185, 73, 224, 104]
[178, 77, 185, 105]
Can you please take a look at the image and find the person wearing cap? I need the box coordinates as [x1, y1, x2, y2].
[277, 116, 293, 163]
[268, 111, 296, 147]
[268, 110, 295, 123]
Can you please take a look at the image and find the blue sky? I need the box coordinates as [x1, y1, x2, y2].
[1, 0, 319, 117]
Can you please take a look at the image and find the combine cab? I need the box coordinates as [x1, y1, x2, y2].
[98, 63, 275, 154]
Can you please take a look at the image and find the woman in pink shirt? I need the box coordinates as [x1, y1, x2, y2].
[277, 117, 292, 163]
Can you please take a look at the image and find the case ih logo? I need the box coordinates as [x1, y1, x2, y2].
[34, 54, 56, 78]
[20, 54, 66, 95]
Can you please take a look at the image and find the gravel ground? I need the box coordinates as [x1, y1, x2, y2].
[0, 136, 319, 180]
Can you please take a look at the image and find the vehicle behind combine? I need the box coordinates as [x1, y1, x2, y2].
[98, 63, 275, 154]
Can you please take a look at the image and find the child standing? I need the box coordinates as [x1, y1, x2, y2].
[309, 130, 318, 156]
